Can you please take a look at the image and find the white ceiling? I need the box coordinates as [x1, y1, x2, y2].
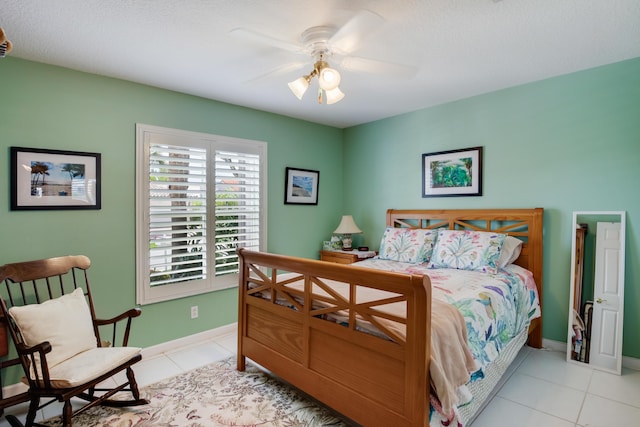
[1, 0, 639, 128]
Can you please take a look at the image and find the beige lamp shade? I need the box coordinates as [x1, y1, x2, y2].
[333, 215, 361, 251]
[333, 215, 362, 235]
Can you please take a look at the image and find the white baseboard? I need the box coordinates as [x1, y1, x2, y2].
[1, 382, 28, 402]
[1, 323, 238, 401]
[542, 338, 640, 371]
[623, 355, 640, 371]
[141, 322, 237, 359]
[541, 338, 567, 352]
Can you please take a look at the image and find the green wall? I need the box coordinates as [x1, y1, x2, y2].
[0, 58, 344, 360]
[343, 57, 640, 358]
[1, 54, 639, 377]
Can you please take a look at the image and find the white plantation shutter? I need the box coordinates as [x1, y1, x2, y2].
[214, 150, 261, 277]
[136, 124, 266, 305]
[148, 144, 208, 286]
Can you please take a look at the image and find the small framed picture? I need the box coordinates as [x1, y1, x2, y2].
[422, 146, 483, 197]
[284, 167, 319, 205]
[10, 147, 101, 210]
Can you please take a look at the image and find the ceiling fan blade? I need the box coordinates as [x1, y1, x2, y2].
[340, 56, 418, 79]
[329, 9, 385, 55]
[229, 27, 303, 53]
[244, 61, 309, 85]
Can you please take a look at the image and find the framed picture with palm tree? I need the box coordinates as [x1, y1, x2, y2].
[10, 147, 101, 210]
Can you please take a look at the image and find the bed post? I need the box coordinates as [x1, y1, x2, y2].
[527, 208, 544, 348]
[237, 248, 247, 371]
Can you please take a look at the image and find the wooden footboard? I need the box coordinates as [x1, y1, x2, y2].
[237, 249, 431, 426]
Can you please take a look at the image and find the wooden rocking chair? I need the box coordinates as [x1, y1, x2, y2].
[0, 255, 149, 427]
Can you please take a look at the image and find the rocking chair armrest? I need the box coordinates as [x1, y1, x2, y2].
[94, 307, 142, 326]
[94, 307, 142, 347]
[15, 341, 55, 388]
[16, 340, 52, 356]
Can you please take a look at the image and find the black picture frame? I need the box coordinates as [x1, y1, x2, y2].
[284, 167, 319, 205]
[10, 147, 102, 210]
[422, 146, 483, 197]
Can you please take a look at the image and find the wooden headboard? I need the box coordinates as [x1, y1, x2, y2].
[386, 208, 544, 347]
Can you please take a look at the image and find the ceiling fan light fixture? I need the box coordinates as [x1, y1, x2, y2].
[288, 75, 311, 100]
[325, 86, 345, 105]
[288, 57, 344, 104]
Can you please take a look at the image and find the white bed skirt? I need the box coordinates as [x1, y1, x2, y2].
[458, 325, 529, 425]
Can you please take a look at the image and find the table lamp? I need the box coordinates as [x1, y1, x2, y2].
[333, 215, 362, 251]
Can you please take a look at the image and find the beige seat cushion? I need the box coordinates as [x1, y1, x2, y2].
[9, 288, 97, 368]
[23, 346, 142, 388]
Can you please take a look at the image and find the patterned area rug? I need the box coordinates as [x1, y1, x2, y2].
[41, 357, 350, 427]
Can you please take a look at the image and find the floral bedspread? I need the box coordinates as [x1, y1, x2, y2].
[356, 258, 541, 425]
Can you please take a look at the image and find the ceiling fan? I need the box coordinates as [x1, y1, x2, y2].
[229, 10, 417, 104]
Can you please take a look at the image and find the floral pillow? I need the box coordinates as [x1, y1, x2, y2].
[428, 229, 507, 274]
[378, 227, 437, 264]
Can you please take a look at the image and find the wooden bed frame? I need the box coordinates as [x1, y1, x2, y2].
[237, 208, 543, 426]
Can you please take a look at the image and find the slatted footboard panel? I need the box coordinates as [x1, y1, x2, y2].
[237, 249, 431, 427]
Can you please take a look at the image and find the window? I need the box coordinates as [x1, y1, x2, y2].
[136, 124, 266, 304]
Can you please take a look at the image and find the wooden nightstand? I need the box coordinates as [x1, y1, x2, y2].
[319, 250, 376, 264]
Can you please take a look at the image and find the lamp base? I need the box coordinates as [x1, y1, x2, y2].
[341, 236, 353, 251]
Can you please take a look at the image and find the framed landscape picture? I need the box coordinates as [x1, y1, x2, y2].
[10, 147, 101, 210]
[422, 146, 483, 197]
[284, 167, 319, 205]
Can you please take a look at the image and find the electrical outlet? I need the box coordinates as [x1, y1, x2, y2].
[190, 305, 198, 319]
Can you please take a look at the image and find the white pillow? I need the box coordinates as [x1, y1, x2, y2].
[9, 288, 97, 368]
[498, 236, 523, 268]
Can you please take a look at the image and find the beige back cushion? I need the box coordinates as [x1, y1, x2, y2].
[9, 288, 97, 368]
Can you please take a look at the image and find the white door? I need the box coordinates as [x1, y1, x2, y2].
[589, 222, 624, 373]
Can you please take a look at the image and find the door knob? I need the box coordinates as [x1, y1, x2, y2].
[596, 298, 607, 304]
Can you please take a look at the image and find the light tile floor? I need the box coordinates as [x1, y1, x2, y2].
[2, 328, 639, 427]
[473, 347, 640, 427]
